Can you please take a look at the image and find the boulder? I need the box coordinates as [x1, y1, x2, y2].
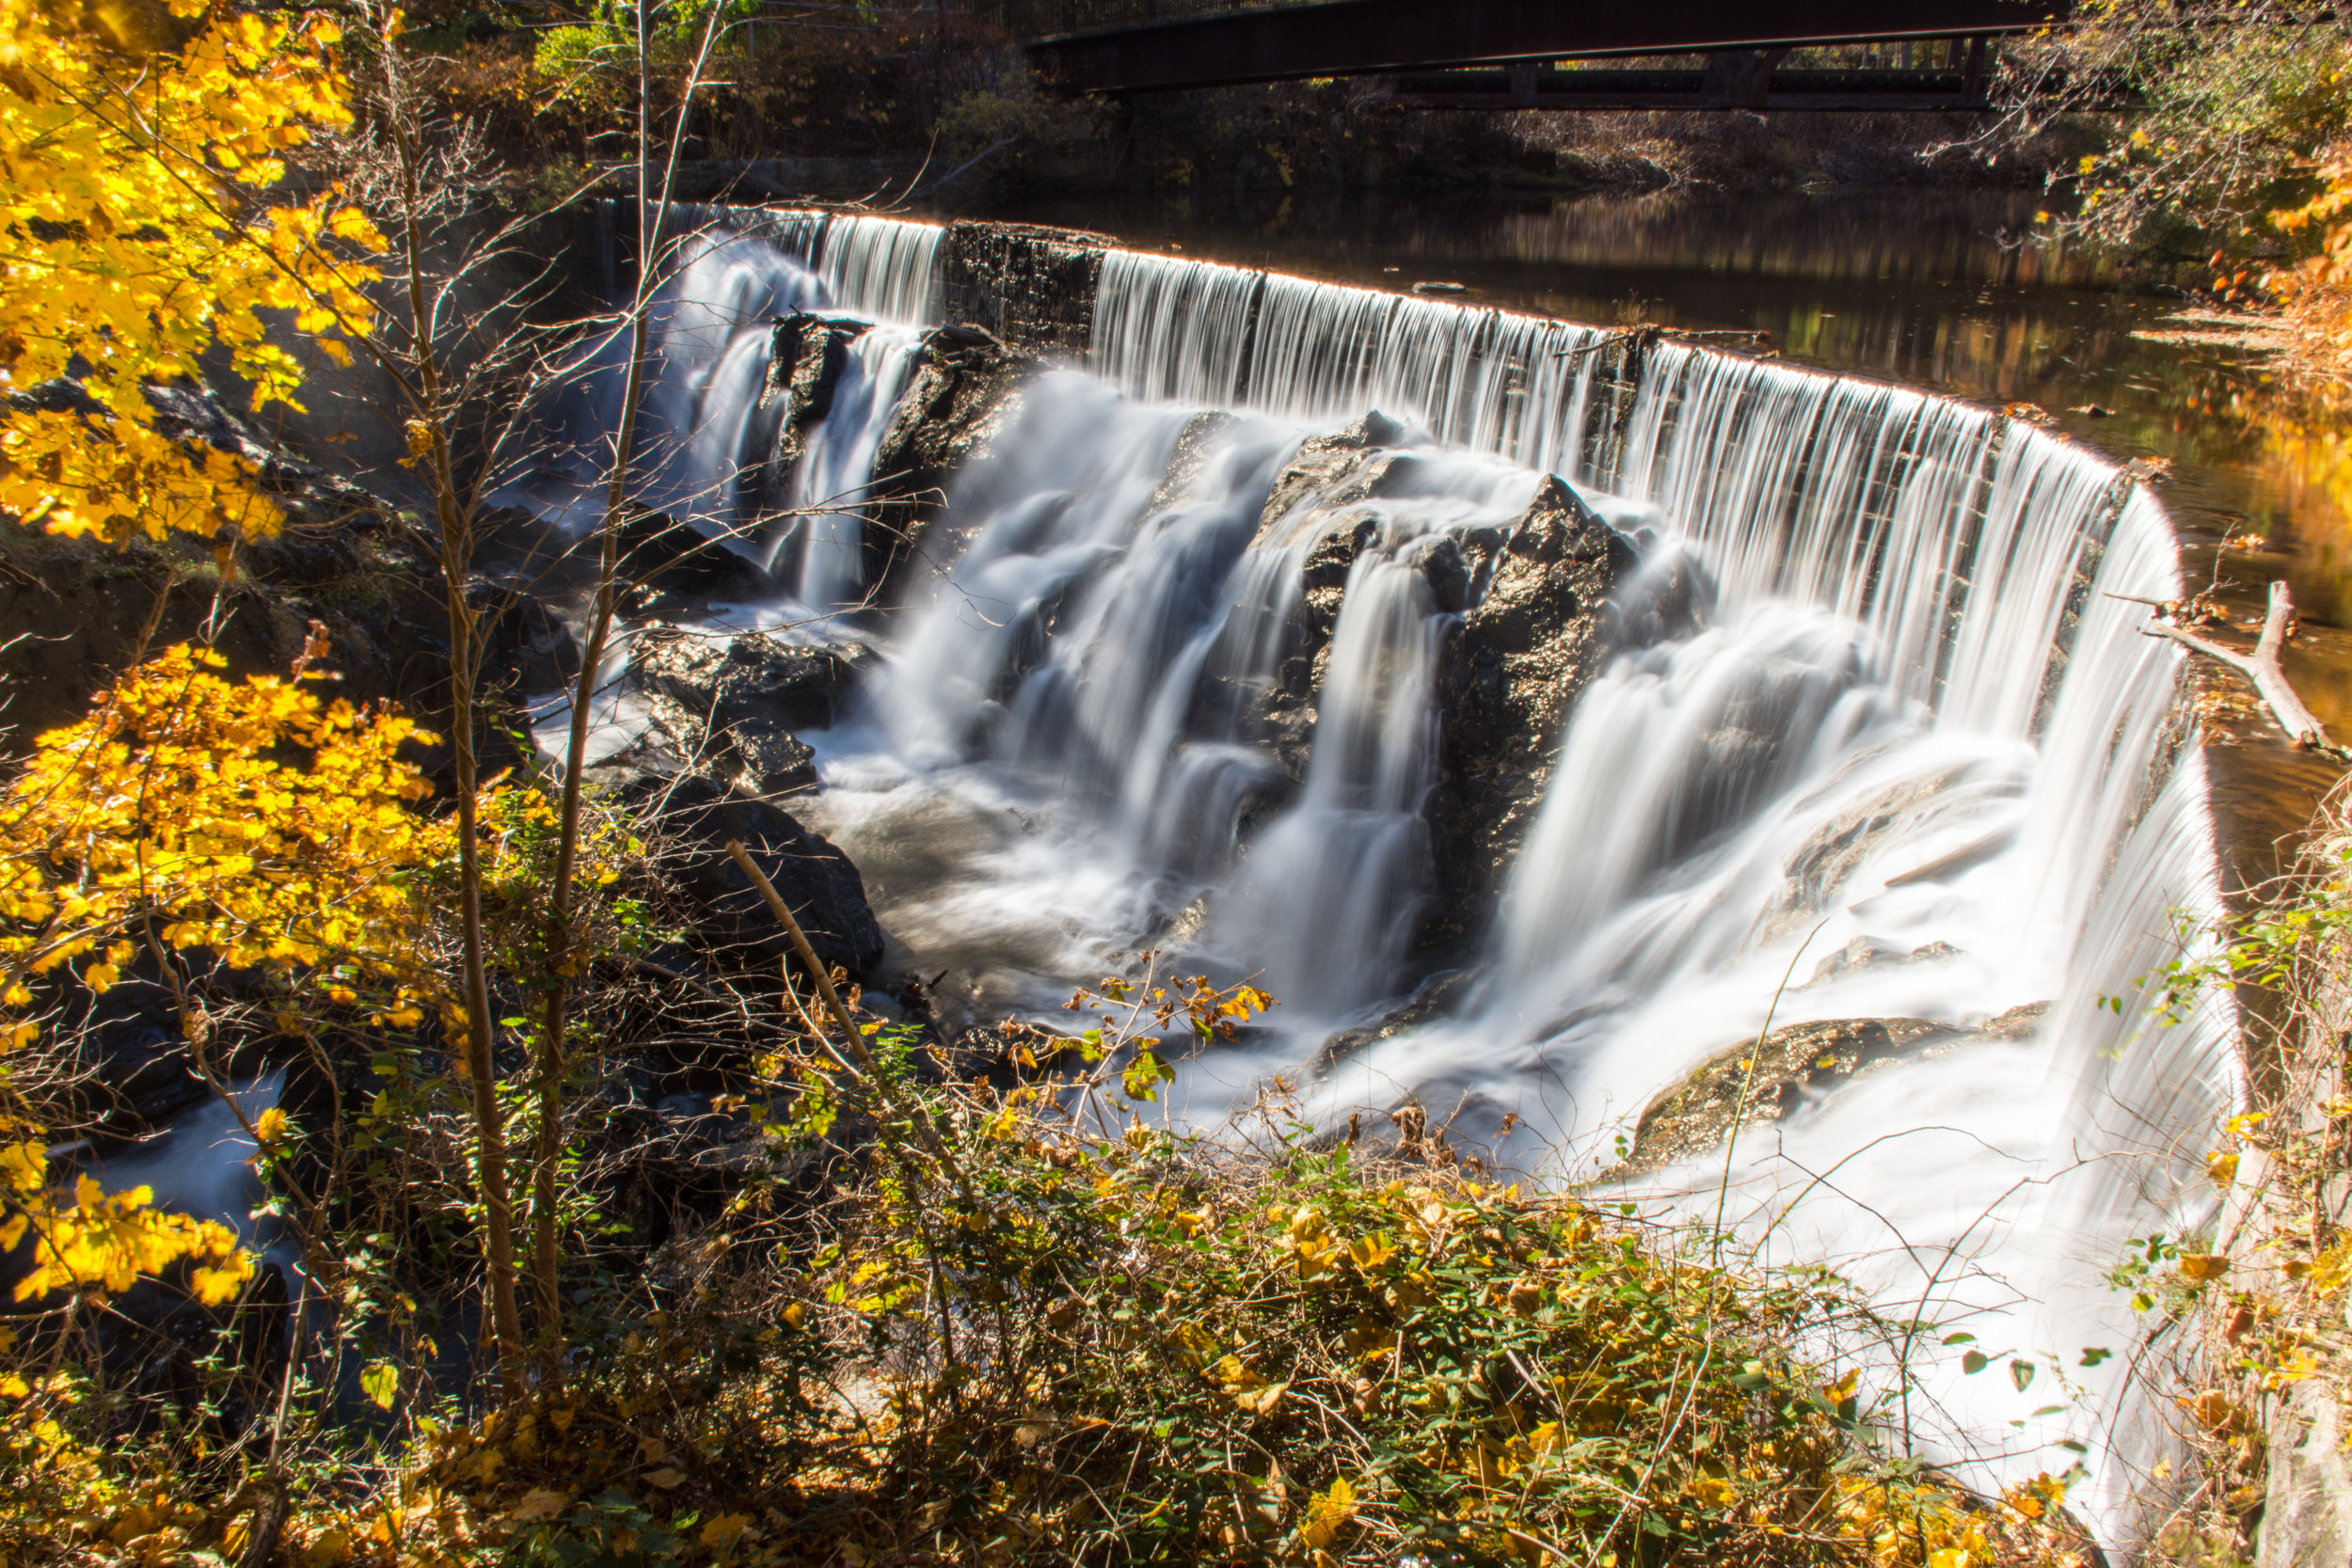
[1424, 475, 1632, 955]
[630, 626, 868, 798]
[608, 768, 887, 982]
[1612, 1005, 2047, 1180]
[1222, 431, 1629, 957]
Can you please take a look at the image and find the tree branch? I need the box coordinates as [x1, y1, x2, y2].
[2145, 579, 2344, 757]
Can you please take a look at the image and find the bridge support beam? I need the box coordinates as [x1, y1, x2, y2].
[1025, 0, 2072, 97]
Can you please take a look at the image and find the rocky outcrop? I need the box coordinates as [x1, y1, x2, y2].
[867, 325, 1035, 602]
[1424, 475, 1632, 954]
[940, 221, 1111, 356]
[1178, 411, 1629, 958]
[599, 764, 886, 981]
[1613, 1004, 2046, 1179]
[1186, 414, 1407, 788]
[764, 310, 866, 481]
[630, 626, 869, 798]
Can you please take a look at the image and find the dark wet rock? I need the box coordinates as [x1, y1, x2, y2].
[0, 505, 451, 749]
[479, 585, 582, 693]
[940, 220, 1111, 356]
[614, 510, 772, 603]
[763, 311, 868, 490]
[1253, 413, 1407, 544]
[766, 311, 856, 419]
[867, 325, 1036, 601]
[599, 766, 886, 982]
[1424, 475, 1631, 955]
[1613, 1005, 2048, 1180]
[633, 625, 867, 730]
[630, 626, 869, 798]
[1312, 968, 1482, 1074]
[77, 970, 211, 1136]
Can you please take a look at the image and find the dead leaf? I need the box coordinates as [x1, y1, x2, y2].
[1232, 1382, 1288, 1416]
[505, 1489, 570, 1525]
[642, 1467, 687, 1490]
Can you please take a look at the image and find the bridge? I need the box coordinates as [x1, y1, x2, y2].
[1024, 0, 2078, 110]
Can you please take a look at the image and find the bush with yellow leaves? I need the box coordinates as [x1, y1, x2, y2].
[281, 1000, 2100, 1568]
[0, 632, 634, 1560]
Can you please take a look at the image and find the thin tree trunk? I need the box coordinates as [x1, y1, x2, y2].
[394, 115, 524, 1396]
[531, 0, 729, 1377]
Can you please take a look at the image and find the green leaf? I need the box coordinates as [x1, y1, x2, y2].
[1962, 1351, 1990, 1375]
[1942, 1332, 1976, 1345]
[2079, 1347, 2113, 1367]
[1121, 1049, 1175, 1101]
[2010, 1359, 2036, 1392]
[360, 1360, 398, 1411]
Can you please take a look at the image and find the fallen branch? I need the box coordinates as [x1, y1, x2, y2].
[2144, 579, 2344, 757]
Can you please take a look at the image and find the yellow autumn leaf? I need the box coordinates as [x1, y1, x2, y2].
[2179, 1253, 2231, 1281]
[700, 1513, 754, 1552]
[253, 1106, 289, 1147]
[1210, 1354, 1263, 1390]
[1299, 1476, 1357, 1551]
[359, 1361, 397, 1411]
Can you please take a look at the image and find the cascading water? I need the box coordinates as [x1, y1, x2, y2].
[501, 206, 943, 764]
[490, 214, 2231, 1539]
[499, 205, 940, 598]
[771, 322, 926, 606]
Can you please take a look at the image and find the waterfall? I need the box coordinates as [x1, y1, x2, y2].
[1092, 255, 1613, 475]
[497, 207, 942, 596]
[530, 233, 2233, 1538]
[818, 214, 946, 325]
[770, 323, 926, 606]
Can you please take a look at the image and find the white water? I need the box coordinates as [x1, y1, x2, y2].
[498, 206, 939, 605]
[490, 222, 2231, 1537]
[496, 206, 941, 765]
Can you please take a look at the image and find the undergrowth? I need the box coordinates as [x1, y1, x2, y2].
[22, 993, 2104, 1568]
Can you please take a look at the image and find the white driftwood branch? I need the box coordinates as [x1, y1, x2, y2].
[2145, 579, 2335, 752]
